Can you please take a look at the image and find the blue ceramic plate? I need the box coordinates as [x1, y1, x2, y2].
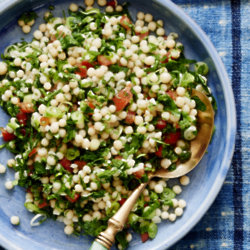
[0, 0, 236, 249]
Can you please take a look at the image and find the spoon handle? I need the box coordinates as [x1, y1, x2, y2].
[90, 182, 148, 249]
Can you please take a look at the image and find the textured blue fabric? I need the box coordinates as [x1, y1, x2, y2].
[169, 0, 249, 249]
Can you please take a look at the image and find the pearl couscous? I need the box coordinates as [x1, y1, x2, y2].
[0, 1, 215, 249]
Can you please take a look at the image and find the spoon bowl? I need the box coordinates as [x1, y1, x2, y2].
[90, 89, 215, 250]
[153, 89, 214, 179]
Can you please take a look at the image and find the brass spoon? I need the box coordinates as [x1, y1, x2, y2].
[90, 89, 214, 250]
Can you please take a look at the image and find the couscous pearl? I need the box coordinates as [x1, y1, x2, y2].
[175, 207, 184, 217]
[85, 0, 94, 6]
[38, 148, 47, 157]
[98, 201, 106, 209]
[173, 185, 182, 194]
[93, 211, 101, 219]
[178, 199, 187, 208]
[18, 19, 25, 26]
[90, 182, 98, 190]
[144, 13, 153, 22]
[5, 181, 14, 190]
[50, 122, 59, 133]
[148, 21, 157, 31]
[134, 116, 143, 125]
[47, 156, 56, 166]
[190, 109, 197, 116]
[116, 5, 123, 11]
[22, 25, 31, 34]
[182, 104, 190, 113]
[69, 3, 79, 12]
[162, 205, 169, 211]
[152, 216, 161, 224]
[161, 112, 170, 120]
[33, 30, 43, 40]
[83, 214, 92, 222]
[75, 184, 83, 192]
[161, 211, 169, 220]
[161, 158, 171, 169]
[59, 129, 66, 137]
[66, 210, 74, 220]
[165, 39, 175, 49]
[114, 140, 123, 151]
[89, 139, 100, 151]
[137, 12, 144, 20]
[10, 216, 20, 225]
[176, 86, 185, 96]
[174, 147, 182, 155]
[0, 164, 6, 174]
[156, 27, 165, 36]
[94, 122, 104, 131]
[169, 213, 176, 222]
[149, 181, 156, 189]
[97, 0, 107, 6]
[180, 175, 190, 186]
[7, 159, 16, 168]
[0, 62, 8, 75]
[137, 126, 147, 134]
[64, 225, 74, 235]
[160, 72, 171, 83]
[172, 198, 178, 207]
[154, 184, 164, 193]
[176, 97, 185, 107]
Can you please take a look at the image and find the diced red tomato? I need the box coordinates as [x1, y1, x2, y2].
[74, 160, 87, 170]
[164, 130, 181, 145]
[113, 85, 133, 111]
[141, 232, 149, 243]
[1, 128, 16, 142]
[38, 200, 49, 209]
[76, 60, 94, 78]
[87, 101, 95, 109]
[28, 165, 34, 176]
[155, 146, 163, 158]
[120, 15, 132, 30]
[119, 198, 127, 206]
[18, 102, 34, 113]
[40, 117, 50, 126]
[107, 0, 117, 7]
[81, 60, 94, 69]
[161, 51, 171, 64]
[20, 128, 26, 136]
[66, 193, 80, 203]
[97, 55, 113, 66]
[156, 119, 167, 130]
[29, 148, 37, 158]
[115, 156, 123, 160]
[135, 31, 149, 41]
[125, 111, 135, 124]
[133, 168, 145, 179]
[76, 66, 87, 78]
[16, 111, 28, 126]
[166, 90, 177, 100]
[60, 157, 72, 173]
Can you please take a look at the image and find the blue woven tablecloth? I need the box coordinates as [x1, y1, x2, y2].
[0, 0, 248, 249]
[169, 0, 249, 249]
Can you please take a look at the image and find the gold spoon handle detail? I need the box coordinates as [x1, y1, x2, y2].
[91, 182, 148, 249]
